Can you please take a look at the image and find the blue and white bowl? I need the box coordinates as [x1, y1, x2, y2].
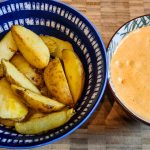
[0, 0, 107, 148]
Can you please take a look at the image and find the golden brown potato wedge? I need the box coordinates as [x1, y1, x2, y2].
[0, 31, 17, 60]
[40, 36, 58, 54]
[23, 109, 45, 121]
[11, 54, 43, 87]
[11, 85, 65, 113]
[2, 59, 40, 94]
[29, 112, 45, 120]
[15, 108, 74, 134]
[0, 119, 15, 127]
[40, 36, 73, 59]
[0, 31, 18, 77]
[62, 50, 85, 104]
[44, 58, 73, 106]
[11, 25, 50, 69]
[0, 78, 28, 121]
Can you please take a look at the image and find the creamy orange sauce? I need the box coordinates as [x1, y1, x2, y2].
[111, 26, 150, 121]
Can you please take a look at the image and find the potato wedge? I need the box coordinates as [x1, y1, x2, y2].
[44, 58, 73, 106]
[0, 31, 18, 77]
[40, 36, 58, 54]
[62, 50, 85, 104]
[15, 108, 74, 134]
[11, 25, 50, 69]
[11, 85, 65, 113]
[0, 31, 17, 60]
[29, 112, 45, 120]
[2, 59, 40, 94]
[40, 36, 73, 59]
[11, 54, 43, 87]
[0, 119, 15, 127]
[0, 78, 28, 121]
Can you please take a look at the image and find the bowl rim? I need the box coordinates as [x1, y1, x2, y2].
[0, 0, 108, 149]
[107, 14, 150, 126]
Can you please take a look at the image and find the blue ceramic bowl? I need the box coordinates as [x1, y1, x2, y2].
[0, 0, 107, 148]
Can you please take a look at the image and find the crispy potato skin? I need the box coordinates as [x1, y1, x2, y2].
[0, 119, 15, 127]
[0, 64, 3, 78]
[11, 25, 50, 69]
[0, 78, 28, 121]
[2, 59, 40, 94]
[40, 86, 50, 97]
[29, 112, 45, 119]
[15, 108, 74, 134]
[40, 36, 73, 59]
[62, 50, 85, 104]
[44, 58, 74, 106]
[11, 85, 65, 113]
[11, 54, 44, 87]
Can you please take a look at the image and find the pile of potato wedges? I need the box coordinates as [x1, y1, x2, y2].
[0, 25, 85, 134]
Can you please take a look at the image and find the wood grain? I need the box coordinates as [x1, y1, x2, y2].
[2, 0, 150, 150]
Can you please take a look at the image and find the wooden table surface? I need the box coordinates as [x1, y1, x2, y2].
[3, 0, 150, 149]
